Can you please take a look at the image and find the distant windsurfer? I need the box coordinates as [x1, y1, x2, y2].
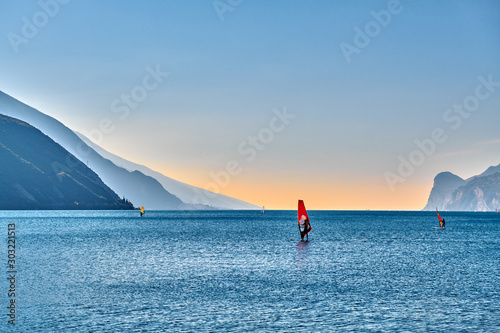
[298, 200, 311, 241]
[436, 208, 445, 228]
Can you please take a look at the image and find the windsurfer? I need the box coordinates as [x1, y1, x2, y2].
[305, 218, 311, 239]
[441, 219, 445, 228]
[298, 200, 311, 241]
[301, 218, 311, 241]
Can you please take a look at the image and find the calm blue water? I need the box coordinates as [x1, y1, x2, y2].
[1, 210, 499, 332]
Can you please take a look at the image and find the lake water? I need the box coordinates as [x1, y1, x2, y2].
[1, 210, 499, 332]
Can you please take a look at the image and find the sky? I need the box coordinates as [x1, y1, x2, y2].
[1, 0, 499, 210]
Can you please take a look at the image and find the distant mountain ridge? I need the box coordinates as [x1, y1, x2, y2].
[423, 165, 500, 211]
[0, 90, 185, 210]
[0, 114, 133, 210]
[75, 132, 259, 210]
[0, 90, 258, 210]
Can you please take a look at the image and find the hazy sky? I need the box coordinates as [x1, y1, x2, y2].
[1, 0, 499, 209]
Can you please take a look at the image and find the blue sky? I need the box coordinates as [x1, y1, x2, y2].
[1, 0, 499, 209]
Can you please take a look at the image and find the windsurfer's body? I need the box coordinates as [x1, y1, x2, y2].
[300, 217, 311, 241]
[441, 219, 445, 228]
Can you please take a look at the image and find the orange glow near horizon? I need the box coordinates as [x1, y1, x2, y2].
[159, 166, 431, 211]
[217, 181, 431, 211]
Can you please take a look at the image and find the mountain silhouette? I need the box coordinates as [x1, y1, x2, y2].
[0, 114, 133, 210]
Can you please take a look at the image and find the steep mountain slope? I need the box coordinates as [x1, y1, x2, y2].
[76, 132, 259, 210]
[423, 164, 500, 211]
[0, 90, 186, 210]
[0, 114, 133, 210]
[423, 172, 466, 211]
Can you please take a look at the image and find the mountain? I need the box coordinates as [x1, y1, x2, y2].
[75, 132, 260, 210]
[478, 164, 500, 178]
[423, 172, 466, 211]
[446, 173, 500, 211]
[423, 165, 500, 211]
[0, 90, 185, 210]
[0, 90, 258, 210]
[0, 114, 133, 210]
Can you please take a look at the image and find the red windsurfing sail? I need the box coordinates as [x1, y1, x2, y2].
[436, 208, 443, 227]
[298, 200, 311, 238]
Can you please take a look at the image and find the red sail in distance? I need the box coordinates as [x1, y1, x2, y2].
[436, 209, 443, 227]
[298, 200, 311, 235]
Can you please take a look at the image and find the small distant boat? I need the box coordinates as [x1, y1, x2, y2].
[435, 208, 445, 229]
[140, 206, 145, 217]
[298, 200, 312, 241]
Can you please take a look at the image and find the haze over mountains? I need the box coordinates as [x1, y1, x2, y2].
[76, 132, 260, 210]
[424, 165, 500, 212]
[0, 90, 258, 210]
[0, 114, 133, 210]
